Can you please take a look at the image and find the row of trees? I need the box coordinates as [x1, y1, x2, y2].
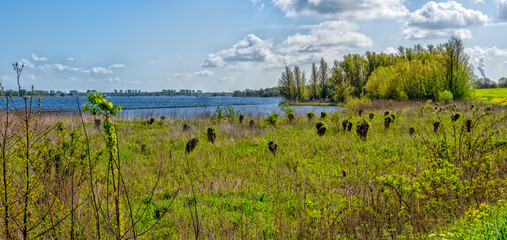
[278, 36, 477, 101]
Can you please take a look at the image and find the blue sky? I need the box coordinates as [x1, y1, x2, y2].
[1, 0, 506, 92]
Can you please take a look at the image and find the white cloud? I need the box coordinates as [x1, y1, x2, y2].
[471, 0, 484, 3]
[194, 70, 214, 77]
[91, 67, 113, 74]
[108, 63, 125, 69]
[0, 75, 12, 81]
[384, 47, 398, 55]
[282, 20, 372, 53]
[465, 45, 507, 58]
[67, 57, 75, 61]
[203, 21, 372, 68]
[106, 77, 121, 82]
[30, 53, 48, 61]
[500, 0, 507, 21]
[203, 34, 282, 68]
[19, 59, 36, 69]
[403, 1, 488, 39]
[130, 81, 142, 84]
[261, 0, 408, 19]
[53, 63, 69, 71]
[172, 70, 215, 79]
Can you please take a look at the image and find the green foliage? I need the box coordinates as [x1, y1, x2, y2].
[438, 90, 454, 103]
[224, 105, 238, 122]
[265, 113, 278, 126]
[212, 106, 224, 122]
[320, 111, 328, 119]
[279, 103, 295, 116]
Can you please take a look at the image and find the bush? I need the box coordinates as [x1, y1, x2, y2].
[316, 121, 325, 131]
[317, 123, 327, 136]
[207, 127, 216, 143]
[320, 111, 328, 119]
[265, 113, 278, 126]
[438, 90, 454, 103]
[239, 114, 244, 123]
[307, 112, 315, 121]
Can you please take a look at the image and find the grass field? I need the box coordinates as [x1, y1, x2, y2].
[1, 100, 506, 239]
[473, 88, 507, 105]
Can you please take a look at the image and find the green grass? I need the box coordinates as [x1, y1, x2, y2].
[473, 88, 507, 98]
[431, 200, 507, 239]
[2, 102, 506, 239]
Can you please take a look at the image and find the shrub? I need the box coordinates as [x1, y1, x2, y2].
[207, 127, 216, 143]
[356, 120, 369, 140]
[384, 116, 392, 129]
[249, 119, 255, 128]
[384, 111, 390, 116]
[438, 90, 454, 103]
[287, 112, 295, 123]
[464, 119, 472, 133]
[239, 114, 244, 123]
[307, 112, 315, 122]
[347, 122, 353, 132]
[321, 111, 328, 119]
[212, 106, 224, 122]
[451, 112, 461, 122]
[409, 127, 415, 136]
[358, 109, 364, 116]
[316, 121, 325, 131]
[160, 115, 166, 120]
[225, 105, 238, 122]
[265, 113, 278, 126]
[369, 112, 375, 120]
[317, 124, 327, 136]
[186, 137, 199, 153]
[268, 141, 277, 155]
[342, 120, 349, 131]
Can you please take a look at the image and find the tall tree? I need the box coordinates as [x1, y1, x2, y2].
[444, 36, 473, 99]
[310, 63, 319, 100]
[293, 66, 306, 101]
[319, 58, 329, 100]
[330, 60, 352, 102]
[340, 54, 367, 97]
[278, 66, 295, 101]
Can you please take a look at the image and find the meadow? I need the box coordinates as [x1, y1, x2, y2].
[1, 93, 505, 239]
[474, 88, 507, 106]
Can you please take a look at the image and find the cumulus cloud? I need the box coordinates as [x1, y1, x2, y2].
[25, 74, 41, 81]
[499, 0, 507, 21]
[203, 34, 282, 68]
[53, 63, 69, 71]
[261, 0, 408, 19]
[403, 1, 488, 39]
[384, 47, 398, 55]
[108, 63, 125, 69]
[465, 45, 507, 58]
[282, 20, 372, 53]
[203, 21, 371, 68]
[91, 67, 113, 74]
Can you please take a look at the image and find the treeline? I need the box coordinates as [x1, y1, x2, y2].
[278, 36, 477, 102]
[476, 77, 507, 89]
[232, 87, 279, 97]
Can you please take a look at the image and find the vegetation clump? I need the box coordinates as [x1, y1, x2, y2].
[347, 122, 353, 132]
[384, 111, 390, 116]
[356, 120, 369, 140]
[433, 121, 440, 133]
[287, 112, 295, 123]
[147, 117, 155, 125]
[358, 109, 364, 116]
[369, 112, 375, 120]
[268, 141, 277, 155]
[265, 113, 278, 126]
[307, 112, 315, 121]
[409, 127, 415, 136]
[249, 119, 255, 128]
[464, 119, 472, 133]
[384, 115, 392, 129]
[451, 112, 461, 122]
[321, 111, 328, 119]
[207, 127, 216, 144]
[438, 90, 454, 103]
[316, 121, 325, 131]
[342, 120, 349, 131]
[182, 123, 190, 131]
[239, 114, 244, 124]
[317, 124, 327, 136]
[186, 137, 199, 153]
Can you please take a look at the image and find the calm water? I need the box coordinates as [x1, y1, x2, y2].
[2, 96, 343, 119]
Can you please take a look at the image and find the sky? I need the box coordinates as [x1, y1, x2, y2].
[0, 0, 506, 92]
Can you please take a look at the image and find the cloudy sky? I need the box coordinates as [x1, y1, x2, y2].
[0, 0, 506, 92]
